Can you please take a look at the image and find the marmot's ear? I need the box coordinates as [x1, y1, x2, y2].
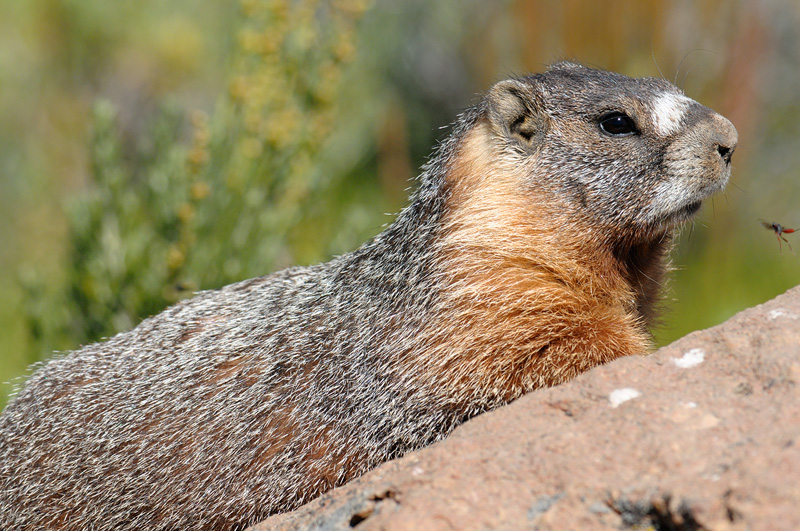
[486, 79, 548, 154]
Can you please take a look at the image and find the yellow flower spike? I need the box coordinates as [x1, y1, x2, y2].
[320, 62, 341, 83]
[192, 128, 210, 147]
[191, 132, 210, 151]
[238, 28, 261, 53]
[177, 203, 195, 223]
[267, 0, 289, 21]
[186, 110, 211, 172]
[187, 148, 210, 170]
[167, 245, 186, 270]
[333, 0, 373, 15]
[241, 0, 259, 17]
[310, 114, 334, 139]
[192, 127, 211, 146]
[334, 37, 356, 63]
[281, 179, 310, 207]
[190, 182, 211, 201]
[229, 76, 250, 102]
[258, 32, 281, 55]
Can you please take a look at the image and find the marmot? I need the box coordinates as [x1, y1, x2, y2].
[0, 62, 737, 530]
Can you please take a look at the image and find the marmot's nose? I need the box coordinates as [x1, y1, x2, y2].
[711, 114, 738, 164]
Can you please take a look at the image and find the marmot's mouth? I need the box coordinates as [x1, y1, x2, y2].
[657, 200, 702, 230]
[679, 200, 702, 219]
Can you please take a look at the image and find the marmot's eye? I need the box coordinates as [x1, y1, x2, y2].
[599, 112, 638, 136]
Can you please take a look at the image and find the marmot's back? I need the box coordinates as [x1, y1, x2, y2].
[0, 63, 737, 530]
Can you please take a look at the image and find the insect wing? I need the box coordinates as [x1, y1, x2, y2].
[760, 220, 776, 232]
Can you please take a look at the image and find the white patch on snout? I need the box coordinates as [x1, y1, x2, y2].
[651, 93, 693, 137]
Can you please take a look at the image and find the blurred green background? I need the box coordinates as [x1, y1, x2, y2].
[1, 0, 799, 406]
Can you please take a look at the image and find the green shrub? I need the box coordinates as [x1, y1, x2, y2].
[22, 0, 374, 359]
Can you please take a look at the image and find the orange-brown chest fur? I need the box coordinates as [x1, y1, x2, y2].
[412, 122, 657, 405]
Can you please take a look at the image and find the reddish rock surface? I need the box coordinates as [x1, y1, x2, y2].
[251, 286, 800, 530]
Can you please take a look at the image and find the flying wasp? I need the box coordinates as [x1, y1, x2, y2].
[760, 220, 797, 255]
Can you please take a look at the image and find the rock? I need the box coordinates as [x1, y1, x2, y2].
[250, 286, 800, 530]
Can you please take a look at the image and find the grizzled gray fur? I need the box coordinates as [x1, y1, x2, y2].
[0, 63, 737, 530]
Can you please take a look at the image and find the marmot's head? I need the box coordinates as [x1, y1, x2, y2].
[482, 62, 737, 244]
